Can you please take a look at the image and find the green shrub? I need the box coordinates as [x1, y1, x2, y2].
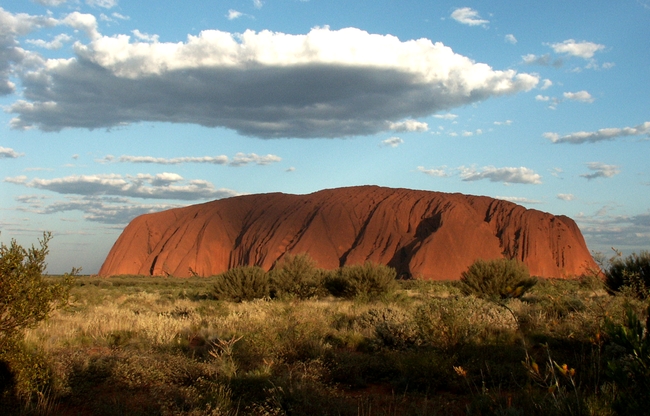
[604, 251, 650, 299]
[605, 305, 650, 415]
[268, 253, 325, 299]
[324, 262, 398, 299]
[211, 266, 269, 302]
[0, 233, 74, 408]
[459, 258, 537, 299]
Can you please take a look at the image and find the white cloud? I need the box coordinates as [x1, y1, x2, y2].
[230, 153, 282, 167]
[62, 11, 100, 40]
[460, 166, 542, 184]
[550, 39, 605, 59]
[0, 146, 24, 158]
[451, 7, 489, 27]
[433, 113, 458, 120]
[580, 162, 620, 180]
[5, 173, 238, 200]
[381, 137, 403, 147]
[505, 34, 517, 44]
[0, 8, 59, 95]
[563, 90, 594, 103]
[102, 153, 281, 166]
[388, 119, 428, 132]
[494, 120, 512, 126]
[86, 0, 118, 9]
[557, 193, 575, 201]
[8, 27, 538, 137]
[522, 53, 562, 67]
[417, 166, 449, 177]
[112, 12, 129, 20]
[495, 196, 542, 204]
[33, 0, 68, 6]
[541, 79, 552, 90]
[227, 10, 243, 20]
[253, 0, 264, 9]
[545, 121, 650, 144]
[26, 33, 72, 50]
[132, 29, 159, 43]
[535, 95, 550, 102]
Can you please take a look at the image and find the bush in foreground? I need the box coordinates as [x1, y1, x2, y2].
[211, 266, 269, 302]
[268, 253, 325, 299]
[324, 262, 398, 299]
[460, 258, 536, 300]
[604, 251, 650, 299]
[0, 233, 74, 408]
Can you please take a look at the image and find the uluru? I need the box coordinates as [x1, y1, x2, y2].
[99, 186, 597, 280]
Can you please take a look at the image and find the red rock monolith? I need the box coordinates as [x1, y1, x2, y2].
[99, 186, 596, 279]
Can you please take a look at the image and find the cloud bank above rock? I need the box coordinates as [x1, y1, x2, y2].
[8, 26, 539, 138]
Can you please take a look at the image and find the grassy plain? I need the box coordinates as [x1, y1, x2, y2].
[10, 274, 649, 415]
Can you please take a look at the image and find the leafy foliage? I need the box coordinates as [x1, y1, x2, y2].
[604, 250, 650, 299]
[0, 233, 74, 409]
[0, 233, 73, 345]
[459, 258, 537, 299]
[605, 305, 650, 415]
[268, 253, 325, 299]
[211, 266, 270, 302]
[324, 262, 398, 299]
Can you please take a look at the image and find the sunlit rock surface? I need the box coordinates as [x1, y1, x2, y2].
[99, 186, 596, 279]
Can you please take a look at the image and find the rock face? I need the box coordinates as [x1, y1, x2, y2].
[99, 186, 596, 279]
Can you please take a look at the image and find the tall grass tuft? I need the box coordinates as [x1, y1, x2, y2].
[459, 258, 537, 299]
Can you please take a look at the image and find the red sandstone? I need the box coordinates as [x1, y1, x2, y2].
[99, 186, 596, 279]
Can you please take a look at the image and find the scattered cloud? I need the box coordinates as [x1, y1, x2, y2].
[417, 166, 449, 177]
[388, 119, 428, 132]
[26, 33, 72, 50]
[522, 54, 562, 67]
[544, 121, 650, 144]
[535, 95, 550, 102]
[7, 27, 538, 138]
[132, 29, 159, 43]
[0, 146, 24, 158]
[563, 90, 594, 103]
[451, 7, 489, 27]
[505, 34, 517, 44]
[433, 113, 458, 120]
[495, 196, 542, 204]
[253, 0, 264, 9]
[5, 173, 239, 200]
[549, 39, 605, 59]
[381, 137, 403, 147]
[540, 79, 553, 90]
[557, 193, 575, 201]
[576, 210, 650, 253]
[227, 10, 244, 20]
[493, 120, 513, 126]
[460, 166, 542, 184]
[580, 162, 620, 180]
[85, 0, 118, 9]
[98, 153, 281, 166]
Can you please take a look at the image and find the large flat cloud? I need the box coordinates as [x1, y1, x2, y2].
[544, 121, 650, 144]
[5, 173, 238, 200]
[8, 27, 539, 138]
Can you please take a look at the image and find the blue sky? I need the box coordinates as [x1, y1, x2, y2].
[1, 0, 649, 274]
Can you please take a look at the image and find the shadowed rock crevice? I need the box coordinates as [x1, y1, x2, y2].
[99, 186, 596, 280]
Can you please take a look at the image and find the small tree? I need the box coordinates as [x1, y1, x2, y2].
[459, 258, 536, 300]
[0, 233, 74, 348]
[0, 233, 75, 406]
